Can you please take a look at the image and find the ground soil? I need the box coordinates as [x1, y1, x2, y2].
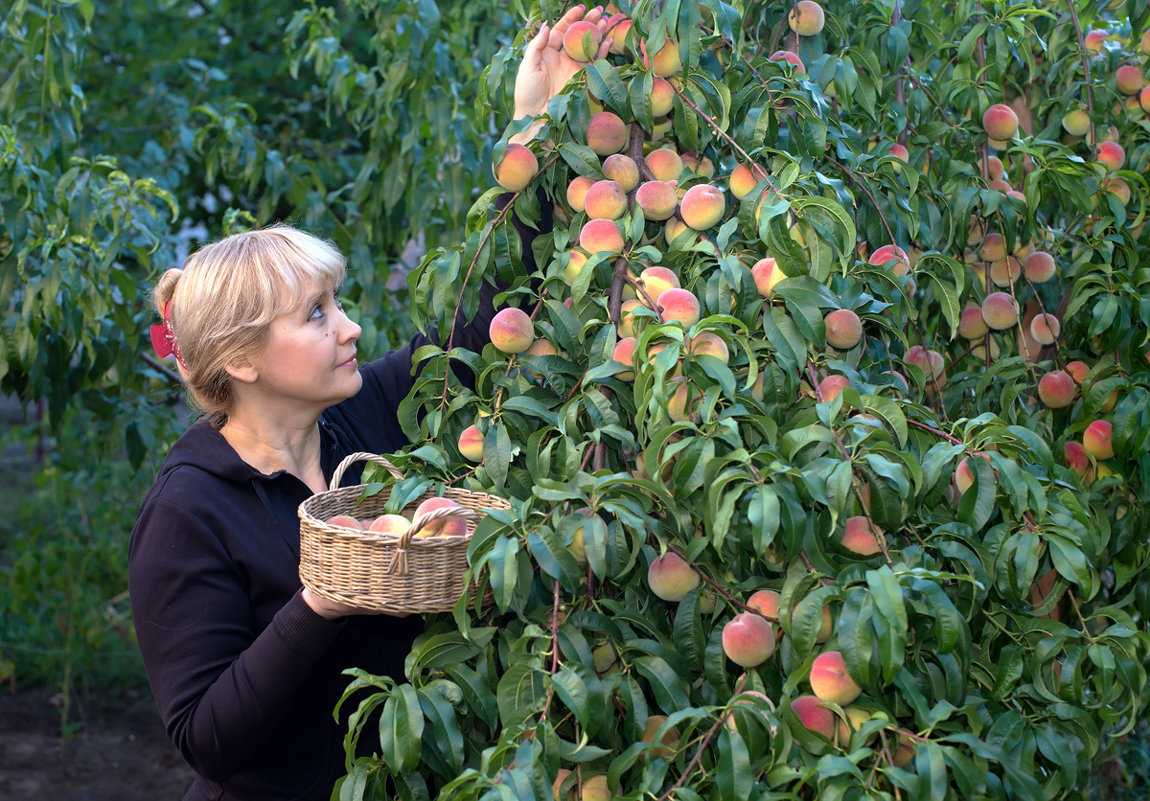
[0, 687, 196, 801]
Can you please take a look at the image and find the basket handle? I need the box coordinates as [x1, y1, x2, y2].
[329, 452, 404, 491]
[388, 505, 485, 576]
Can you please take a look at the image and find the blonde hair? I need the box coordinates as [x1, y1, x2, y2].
[153, 224, 347, 424]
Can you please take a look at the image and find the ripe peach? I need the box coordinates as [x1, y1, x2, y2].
[824, 308, 863, 350]
[1065, 360, 1090, 385]
[989, 256, 1021, 287]
[1064, 441, 1094, 481]
[1029, 313, 1060, 345]
[649, 77, 675, 117]
[326, 514, 363, 530]
[970, 336, 1000, 362]
[747, 589, 781, 620]
[579, 218, 625, 255]
[790, 694, 835, 739]
[637, 266, 680, 303]
[681, 151, 714, 178]
[641, 38, 682, 77]
[978, 232, 1007, 263]
[1083, 420, 1114, 460]
[617, 298, 643, 338]
[1095, 140, 1125, 171]
[586, 111, 628, 156]
[602, 153, 639, 192]
[640, 714, 681, 758]
[664, 217, 691, 247]
[647, 551, 699, 601]
[1062, 108, 1091, 136]
[1104, 177, 1131, 205]
[563, 249, 591, 286]
[788, 0, 825, 36]
[841, 516, 884, 556]
[689, 331, 730, 363]
[836, 706, 872, 746]
[958, 302, 989, 339]
[611, 336, 637, 381]
[955, 453, 992, 495]
[563, 20, 602, 62]
[1084, 28, 1108, 55]
[729, 163, 768, 200]
[413, 496, 467, 538]
[1115, 64, 1143, 96]
[667, 377, 699, 422]
[769, 49, 805, 72]
[892, 734, 916, 767]
[635, 180, 679, 221]
[645, 147, 683, 182]
[1037, 370, 1076, 409]
[981, 292, 1019, 330]
[751, 256, 784, 297]
[458, 424, 484, 462]
[982, 103, 1019, 140]
[819, 374, 851, 402]
[868, 244, 910, 276]
[721, 612, 777, 667]
[1141, 84, 1150, 114]
[368, 513, 411, 535]
[657, 288, 702, 328]
[679, 184, 725, 230]
[1023, 250, 1056, 283]
[810, 650, 862, 704]
[584, 179, 628, 220]
[566, 175, 596, 214]
[489, 307, 535, 354]
[493, 143, 539, 192]
[905, 345, 944, 380]
[982, 154, 1005, 180]
[606, 17, 633, 54]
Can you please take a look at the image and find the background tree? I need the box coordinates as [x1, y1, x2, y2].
[334, 0, 1150, 798]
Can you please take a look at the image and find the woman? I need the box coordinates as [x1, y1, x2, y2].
[129, 9, 614, 799]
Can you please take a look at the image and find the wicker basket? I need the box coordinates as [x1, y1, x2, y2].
[298, 452, 509, 614]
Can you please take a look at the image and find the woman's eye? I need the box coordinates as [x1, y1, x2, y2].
[309, 305, 325, 320]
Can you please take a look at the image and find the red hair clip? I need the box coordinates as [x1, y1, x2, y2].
[149, 300, 187, 368]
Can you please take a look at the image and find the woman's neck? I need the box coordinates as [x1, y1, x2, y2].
[220, 412, 326, 494]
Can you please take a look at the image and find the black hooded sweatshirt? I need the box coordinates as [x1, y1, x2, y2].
[129, 196, 550, 801]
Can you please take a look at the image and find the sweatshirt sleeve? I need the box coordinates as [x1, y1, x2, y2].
[129, 494, 346, 781]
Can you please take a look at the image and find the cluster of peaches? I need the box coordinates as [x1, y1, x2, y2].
[324, 496, 470, 538]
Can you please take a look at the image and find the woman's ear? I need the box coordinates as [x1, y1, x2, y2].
[225, 356, 258, 385]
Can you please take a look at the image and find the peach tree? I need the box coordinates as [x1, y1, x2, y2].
[340, 0, 1150, 798]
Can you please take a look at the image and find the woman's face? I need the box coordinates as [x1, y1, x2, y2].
[242, 280, 363, 416]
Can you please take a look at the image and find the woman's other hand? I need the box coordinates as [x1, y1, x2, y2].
[302, 586, 412, 620]
[511, 5, 618, 142]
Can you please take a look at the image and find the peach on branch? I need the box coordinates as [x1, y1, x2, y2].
[1023, 250, 1056, 283]
[1141, 85, 1150, 113]
[841, 516, 884, 556]
[601, 153, 639, 192]
[824, 308, 862, 350]
[611, 337, 637, 381]
[647, 551, 699, 601]
[583, 179, 628, 220]
[958, 302, 989, 339]
[606, 17, 632, 54]
[681, 152, 714, 178]
[635, 180, 679, 221]
[617, 298, 643, 337]
[978, 232, 1007, 263]
[1115, 64, 1143, 95]
[868, 244, 910, 275]
[955, 454, 992, 495]
[722, 612, 777, 668]
[1084, 28, 1108, 54]
[637, 266, 680, 303]
[657, 287, 702, 328]
[836, 706, 873, 747]
[566, 175, 596, 213]
[688, 331, 730, 364]
[769, 49, 805, 72]
[679, 184, 725, 230]
[458, 424, 484, 462]
[810, 650, 862, 705]
[1065, 360, 1090, 385]
[790, 695, 835, 739]
[665, 217, 691, 247]
[641, 38, 682, 77]
[367, 513, 412, 535]
[970, 336, 1000, 362]
[1083, 420, 1114, 460]
[1037, 370, 1076, 409]
[563, 249, 591, 286]
[981, 292, 1019, 330]
[788, 0, 825, 36]
[989, 256, 1021, 287]
[586, 111, 628, 155]
[1095, 141, 1126, 171]
[493, 143, 539, 192]
[1064, 441, 1094, 482]
[1103, 177, 1131, 205]
[888, 143, 909, 166]
[982, 103, 1019, 141]
[579, 218, 625, 255]
[645, 147, 684, 182]
[412, 496, 467, 538]
[905, 345, 945, 381]
[640, 714, 681, 759]
[667, 377, 700, 422]
[982, 154, 1005, 180]
[1029, 313, 1060, 345]
[729, 163, 768, 200]
[1061, 108, 1091, 136]
[747, 589, 782, 621]
[818, 374, 850, 402]
[562, 20, 602, 63]
[649, 77, 675, 117]
[751, 256, 784, 297]
[489, 306, 535, 354]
